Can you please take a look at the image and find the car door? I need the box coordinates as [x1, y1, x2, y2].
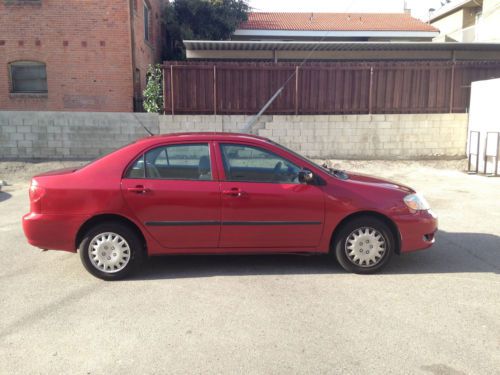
[216, 142, 325, 249]
[121, 142, 221, 249]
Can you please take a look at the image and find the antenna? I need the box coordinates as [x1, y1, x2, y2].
[242, 29, 333, 133]
[133, 113, 155, 136]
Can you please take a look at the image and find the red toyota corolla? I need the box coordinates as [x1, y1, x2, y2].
[22, 132, 437, 280]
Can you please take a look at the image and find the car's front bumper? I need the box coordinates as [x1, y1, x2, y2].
[396, 209, 438, 253]
[22, 212, 88, 252]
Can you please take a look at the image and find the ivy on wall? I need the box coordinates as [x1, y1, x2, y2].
[143, 64, 163, 113]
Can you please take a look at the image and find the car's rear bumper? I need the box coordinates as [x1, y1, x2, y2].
[22, 212, 88, 252]
[397, 209, 438, 253]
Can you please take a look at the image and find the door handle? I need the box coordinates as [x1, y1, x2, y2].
[127, 185, 150, 194]
[222, 188, 244, 197]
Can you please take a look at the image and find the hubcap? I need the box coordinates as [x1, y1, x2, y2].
[88, 232, 131, 273]
[345, 227, 386, 268]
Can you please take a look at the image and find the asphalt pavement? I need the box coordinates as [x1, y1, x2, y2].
[0, 160, 499, 374]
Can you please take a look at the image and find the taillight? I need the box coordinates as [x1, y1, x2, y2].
[29, 179, 45, 213]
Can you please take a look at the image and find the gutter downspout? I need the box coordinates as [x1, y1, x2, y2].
[129, 0, 138, 111]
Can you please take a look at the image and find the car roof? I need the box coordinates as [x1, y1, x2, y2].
[136, 132, 271, 144]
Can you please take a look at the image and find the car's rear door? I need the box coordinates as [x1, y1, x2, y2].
[121, 142, 221, 249]
[216, 142, 325, 249]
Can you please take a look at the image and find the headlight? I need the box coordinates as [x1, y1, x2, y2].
[404, 193, 430, 211]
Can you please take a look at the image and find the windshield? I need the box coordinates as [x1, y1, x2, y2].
[269, 140, 349, 180]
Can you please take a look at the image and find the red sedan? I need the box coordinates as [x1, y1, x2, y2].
[22, 132, 437, 280]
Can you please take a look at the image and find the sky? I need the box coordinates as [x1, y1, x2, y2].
[247, 0, 445, 21]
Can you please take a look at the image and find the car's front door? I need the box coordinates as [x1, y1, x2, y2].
[121, 142, 221, 249]
[216, 142, 325, 249]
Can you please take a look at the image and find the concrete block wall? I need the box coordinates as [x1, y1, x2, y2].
[0, 111, 468, 160]
[159, 115, 272, 134]
[160, 113, 468, 159]
[0, 111, 158, 159]
[258, 114, 468, 159]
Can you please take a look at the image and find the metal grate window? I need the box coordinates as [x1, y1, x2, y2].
[9, 61, 47, 93]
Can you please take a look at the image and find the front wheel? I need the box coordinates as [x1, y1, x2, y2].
[79, 222, 143, 280]
[333, 217, 394, 274]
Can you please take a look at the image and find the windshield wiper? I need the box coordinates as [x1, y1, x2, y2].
[322, 163, 349, 180]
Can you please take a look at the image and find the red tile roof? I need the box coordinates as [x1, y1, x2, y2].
[240, 12, 438, 32]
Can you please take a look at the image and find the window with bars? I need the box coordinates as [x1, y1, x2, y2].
[9, 61, 47, 93]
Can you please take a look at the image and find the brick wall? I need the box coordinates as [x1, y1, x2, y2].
[131, 0, 164, 101]
[0, 0, 164, 112]
[0, 112, 468, 160]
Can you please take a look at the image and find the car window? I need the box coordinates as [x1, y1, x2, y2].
[125, 143, 212, 181]
[220, 144, 301, 184]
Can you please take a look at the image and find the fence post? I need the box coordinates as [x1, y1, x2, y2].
[449, 62, 455, 113]
[295, 66, 299, 116]
[213, 65, 217, 116]
[170, 65, 175, 116]
[368, 66, 374, 114]
[162, 65, 167, 115]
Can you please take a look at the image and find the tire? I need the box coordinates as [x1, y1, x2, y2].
[79, 222, 143, 280]
[333, 217, 394, 274]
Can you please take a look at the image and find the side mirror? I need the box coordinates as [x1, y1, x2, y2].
[298, 169, 314, 184]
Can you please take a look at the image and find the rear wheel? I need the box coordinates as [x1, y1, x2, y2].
[333, 217, 394, 274]
[79, 222, 143, 280]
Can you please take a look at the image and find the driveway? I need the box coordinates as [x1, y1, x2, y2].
[0, 160, 499, 374]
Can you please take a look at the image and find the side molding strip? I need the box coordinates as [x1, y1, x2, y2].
[222, 221, 322, 226]
[145, 221, 321, 226]
[145, 221, 220, 226]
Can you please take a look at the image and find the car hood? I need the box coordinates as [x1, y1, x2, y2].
[343, 171, 415, 195]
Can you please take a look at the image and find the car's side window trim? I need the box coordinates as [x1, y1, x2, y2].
[219, 142, 302, 185]
[124, 142, 214, 181]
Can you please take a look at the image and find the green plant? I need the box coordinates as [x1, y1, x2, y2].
[143, 64, 163, 113]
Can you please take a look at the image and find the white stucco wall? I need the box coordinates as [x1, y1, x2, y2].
[478, 0, 500, 42]
[467, 77, 500, 174]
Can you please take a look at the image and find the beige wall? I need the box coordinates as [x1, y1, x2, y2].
[159, 114, 467, 160]
[0, 112, 468, 160]
[478, 0, 500, 42]
[432, 9, 465, 42]
[431, 0, 500, 42]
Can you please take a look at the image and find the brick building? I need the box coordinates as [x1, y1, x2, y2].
[0, 0, 165, 112]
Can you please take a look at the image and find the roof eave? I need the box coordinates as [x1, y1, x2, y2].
[233, 29, 439, 38]
[183, 40, 500, 52]
[429, 0, 477, 22]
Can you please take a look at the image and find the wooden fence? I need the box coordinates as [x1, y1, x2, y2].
[162, 61, 500, 115]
